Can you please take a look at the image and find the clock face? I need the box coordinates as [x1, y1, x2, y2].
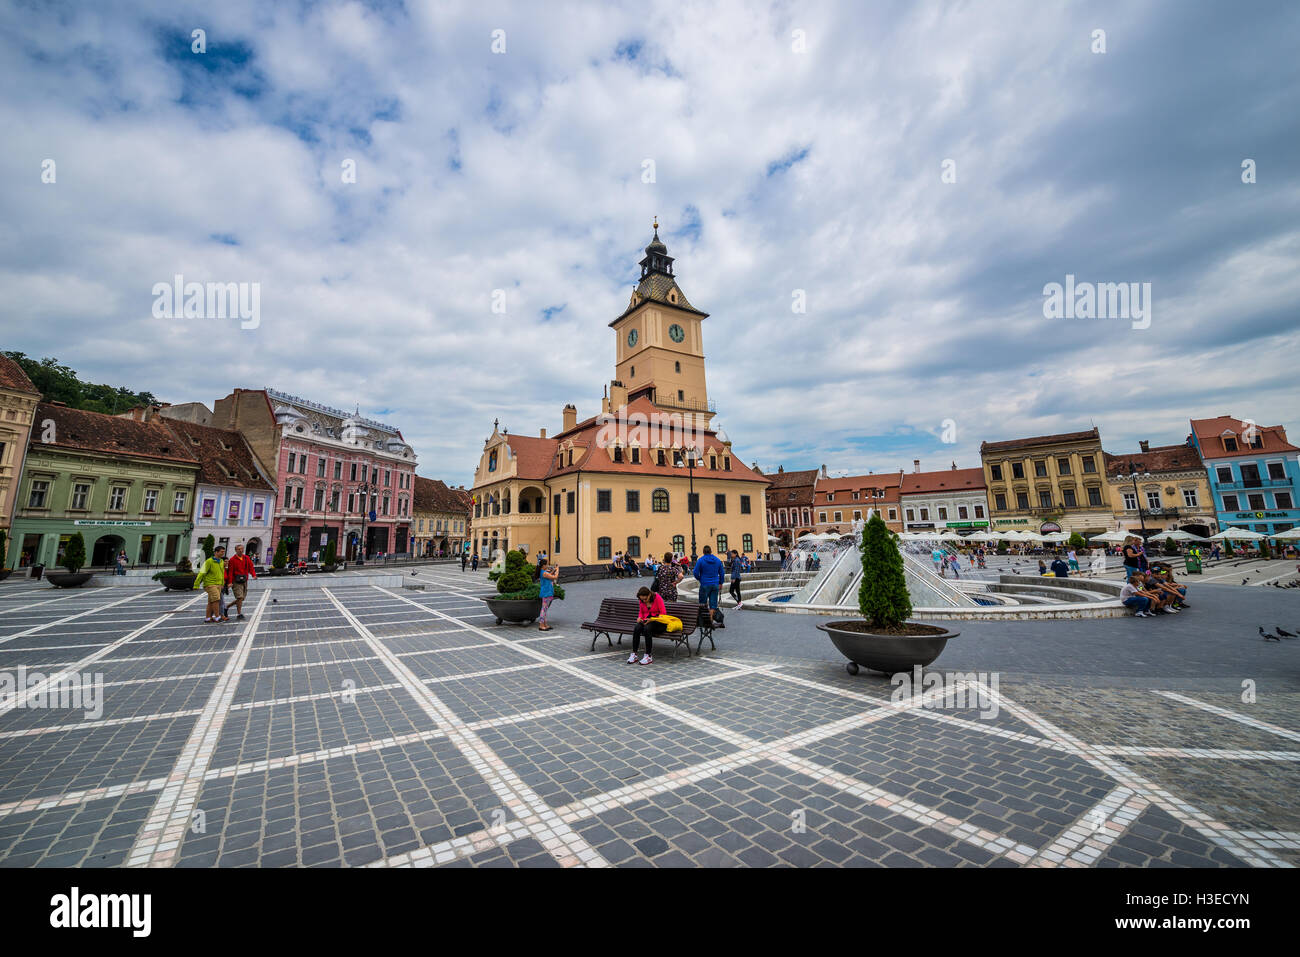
[669, 323, 685, 343]
[627, 329, 638, 347]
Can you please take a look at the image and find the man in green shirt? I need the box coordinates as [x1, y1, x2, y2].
[194, 545, 228, 622]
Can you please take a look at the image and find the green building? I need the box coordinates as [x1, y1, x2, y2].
[9, 402, 200, 570]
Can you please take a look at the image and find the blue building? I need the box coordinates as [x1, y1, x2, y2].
[1190, 415, 1299, 536]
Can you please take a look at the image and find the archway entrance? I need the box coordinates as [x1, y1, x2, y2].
[245, 538, 263, 561]
[92, 534, 125, 567]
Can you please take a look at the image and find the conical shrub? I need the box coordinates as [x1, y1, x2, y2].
[857, 513, 911, 628]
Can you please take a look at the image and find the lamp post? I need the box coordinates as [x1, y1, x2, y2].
[356, 480, 375, 565]
[676, 446, 699, 561]
[1123, 461, 1152, 541]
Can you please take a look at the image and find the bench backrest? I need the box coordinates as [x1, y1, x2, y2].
[597, 597, 700, 636]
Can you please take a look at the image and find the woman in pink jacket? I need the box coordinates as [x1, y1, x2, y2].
[630, 586, 666, 666]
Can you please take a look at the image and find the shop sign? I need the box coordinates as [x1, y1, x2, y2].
[72, 520, 152, 527]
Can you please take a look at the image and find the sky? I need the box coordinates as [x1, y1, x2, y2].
[2, 0, 1298, 488]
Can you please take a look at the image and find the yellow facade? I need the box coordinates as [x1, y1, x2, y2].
[470, 223, 769, 565]
[0, 359, 41, 535]
[981, 429, 1112, 535]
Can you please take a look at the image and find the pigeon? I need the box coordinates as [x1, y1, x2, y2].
[1259, 627, 1282, 642]
[1243, 579, 1250, 585]
[1277, 626, 1297, 638]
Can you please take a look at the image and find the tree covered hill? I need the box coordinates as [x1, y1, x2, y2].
[3, 352, 158, 415]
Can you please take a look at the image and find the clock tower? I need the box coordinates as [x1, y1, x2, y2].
[609, 220, 712, 424]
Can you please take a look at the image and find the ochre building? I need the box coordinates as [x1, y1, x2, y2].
[470, 224, 770, 564]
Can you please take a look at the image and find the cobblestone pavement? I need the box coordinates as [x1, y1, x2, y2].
[0, 568, 1296, 868]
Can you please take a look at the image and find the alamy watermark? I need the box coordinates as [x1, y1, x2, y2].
[1, 667, 104, 720]
[1043, 274, 1150, 330]
[890, 666, 1000, 720]
[152, 274, 260, 329]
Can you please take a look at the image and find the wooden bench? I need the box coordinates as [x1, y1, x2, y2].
[581, 597, 716, 658]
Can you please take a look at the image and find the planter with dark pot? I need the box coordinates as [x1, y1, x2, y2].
[817, 620, 959, 676]
[0, 569, 12, 582]
[481, 595, 543, 625]
[45, 571, 94, 589]
[156, 574, 194, 591]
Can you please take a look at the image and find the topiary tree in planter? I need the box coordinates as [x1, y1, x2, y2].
[489, 549, 564, 601]
[1068, 532, 1086, 549]
[856, 513, 912, 630]
[62, 532, 86, 573]
[272, 539, 289, 571]
[1164, 536, 1178, 556]
[323, 541, 337, 568]
[1259, 539, 1272, 559]
[202, 534, 215, 560]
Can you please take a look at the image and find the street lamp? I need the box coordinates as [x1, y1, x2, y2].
[675, 445, 700, 561]
[1122, 461, 1152, 541]
[355, 480, 375, 565]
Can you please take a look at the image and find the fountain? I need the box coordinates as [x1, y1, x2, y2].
[682, 517, 1131, 620]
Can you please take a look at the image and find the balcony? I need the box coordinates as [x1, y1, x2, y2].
[1217, 478, 1291, 491]
[649, 389, 717, 414]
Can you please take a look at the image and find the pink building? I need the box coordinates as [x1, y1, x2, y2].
[212, 388, 417, 562]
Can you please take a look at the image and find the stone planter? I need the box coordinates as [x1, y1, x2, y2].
[482, 595, 543, 625]
[45, 571, 94, 589]
[817, 620, 959, 676]
[156, 574, 194, 591]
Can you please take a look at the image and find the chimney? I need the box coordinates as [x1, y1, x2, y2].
[777, 465, 784, 474]
[539, 428, 546, 439]
[913, 459, 921, 473]
[608, 380, 628, 411]
[562, 404, 577, 432]
[1138, 440, 1149, 453]
[819, 464, 828, 478]
[951, 461, 957, 470]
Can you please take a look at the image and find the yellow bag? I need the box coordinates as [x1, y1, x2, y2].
[648, 614, 683, 633]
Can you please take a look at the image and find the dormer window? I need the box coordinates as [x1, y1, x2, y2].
[631, 447, 641, 465]
[1224, 436, 1238, 452]
[612, 446, 623, 464]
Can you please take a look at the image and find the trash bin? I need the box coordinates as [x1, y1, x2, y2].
[30, 563, 44, 580]
[1185, 555, 1202, 574]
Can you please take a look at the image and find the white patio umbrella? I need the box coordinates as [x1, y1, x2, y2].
[1163, 529, 1209, 542]
[1000, 530, 1030, 541]
[1088, 530, 1130, 543]
[1208, 527, 1267, 541]
[1271, 527, 1300, 540]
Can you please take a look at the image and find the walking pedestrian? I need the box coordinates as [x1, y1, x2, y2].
[225, 543, 257, 621]
[538, 563, 558, 631]
[115, 549, 128, 576]
[654, 551, 683, 601]
[728, 549, 745, 609]
[693, 545, 725, 625]
[471, 553, 479, 571]
[193, 545, 228, 623]
[461, 551, 468, 572]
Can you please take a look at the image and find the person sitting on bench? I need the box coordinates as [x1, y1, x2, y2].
[629, 586, 665, 666]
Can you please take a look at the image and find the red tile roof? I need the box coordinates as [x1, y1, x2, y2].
[0, 355, 38, 395]
[161, 418, 273, 490]
[1189, 416, 1299, 457]
[1102, 445, 1203, 476]
[36, 402, 200, 466]
[900, 468, 987, 495]
[414, 476, 472, 513]
[505, 433, 561, 481]
[764, 468, 819, 489]
[981, 428, 1100, 454]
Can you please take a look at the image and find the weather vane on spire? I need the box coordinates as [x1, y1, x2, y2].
[653, 216, 658, 231]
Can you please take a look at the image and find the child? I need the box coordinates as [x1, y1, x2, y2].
[630, 585, 666, 666]
[538, 563, 559, 631]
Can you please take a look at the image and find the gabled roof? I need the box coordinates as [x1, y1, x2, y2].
[981, 428, 1100, 454]
[1189, 416, 1298, 457]
[504, 434, 560, 481]
[35, 402, 200, 466]
[161, 418, 273, 490]
[0, 355, 39, 395]
[900, 468, 987, 495]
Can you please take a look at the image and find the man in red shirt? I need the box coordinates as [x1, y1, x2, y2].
[225, 543, 258, 621]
